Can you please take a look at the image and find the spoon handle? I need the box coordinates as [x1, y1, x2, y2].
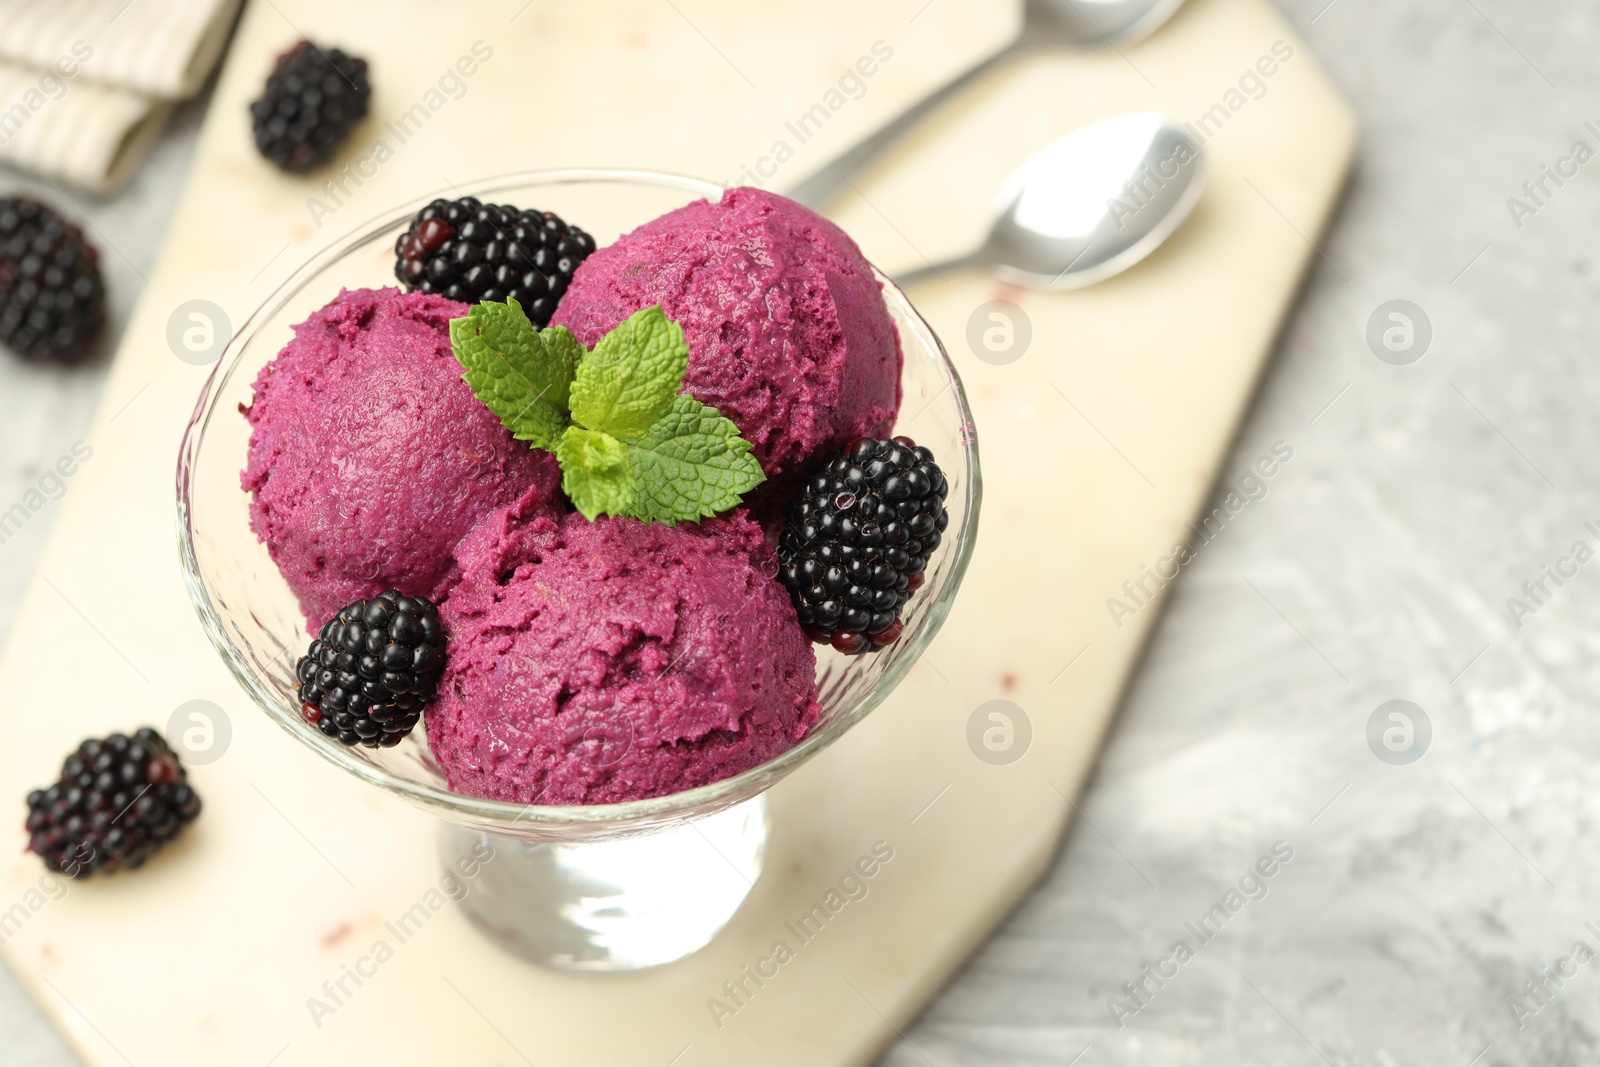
[786, 43, 1015, 210]
[892, 251, 985, 290]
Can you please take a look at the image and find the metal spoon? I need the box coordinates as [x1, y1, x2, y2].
[787, 0, 1189, 210]
[893, 112, 1205, 290]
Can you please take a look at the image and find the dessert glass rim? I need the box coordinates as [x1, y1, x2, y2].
[176, 166, 981, 829]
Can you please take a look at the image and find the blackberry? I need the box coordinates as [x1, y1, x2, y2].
[297, 590, 445, 748]
[778, 436, 949, 655]
[0, 197, 106, 365]
[392, 197, 596, 326]
[250, 41, 371, 173]
[25, 728, 201, 878]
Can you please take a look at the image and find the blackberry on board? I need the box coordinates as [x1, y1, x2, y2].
[297, 590, 446, 748]
[778, 436, 949, 655]
[25, 728, 201, 878]
[0, 197, 106, 365]
[250, 41, 371, 173]
[392, 197, 596, 327]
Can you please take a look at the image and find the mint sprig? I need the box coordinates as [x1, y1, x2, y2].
[452, 301, 765, 524]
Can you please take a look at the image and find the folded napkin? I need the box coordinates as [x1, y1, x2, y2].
[0, 0, 242, 100]
[0, 0, 241, 193]
[0, 58, 171, 194]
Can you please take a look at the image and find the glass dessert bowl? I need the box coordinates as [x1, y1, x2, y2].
[177, 169, 981, 971]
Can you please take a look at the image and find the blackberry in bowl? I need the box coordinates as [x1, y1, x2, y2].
[392, 197, 595, 325]
[779, 436, 950, 654]
[296, 590, 445, 748]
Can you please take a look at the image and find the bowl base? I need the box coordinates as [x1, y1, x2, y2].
[442, 796, 768, 971]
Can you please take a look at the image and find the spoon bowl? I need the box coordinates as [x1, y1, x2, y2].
[896, 112, 1205, 290]
[1025, 0, 1192, 46]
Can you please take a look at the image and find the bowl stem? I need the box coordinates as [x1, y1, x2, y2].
[442, 795, 769, 971]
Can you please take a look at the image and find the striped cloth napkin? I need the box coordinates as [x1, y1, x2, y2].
[0, 0, 242, 193]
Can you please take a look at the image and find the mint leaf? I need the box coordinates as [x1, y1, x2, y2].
[450, 301, 574, 451]
[569, 306, 688, 440]
[625, 395, 766, 524]
[557, 426, 636, 521]
[538, 325, 585, 411]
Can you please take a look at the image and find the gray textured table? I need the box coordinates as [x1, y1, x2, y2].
[3, 3, 1592, 1063]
